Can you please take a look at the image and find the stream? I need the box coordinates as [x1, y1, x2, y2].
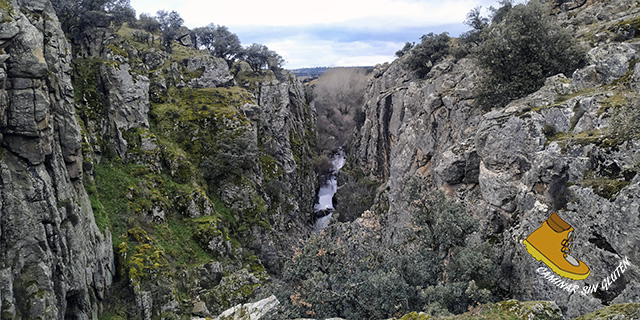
[313, 149, 346, 231]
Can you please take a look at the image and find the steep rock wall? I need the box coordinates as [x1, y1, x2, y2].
[0, 0, 114, 318]
[68, 20, 318, 317]
[249, 74, 318, 270]
[353, 1, 640, 317]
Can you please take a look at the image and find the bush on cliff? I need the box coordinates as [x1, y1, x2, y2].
[474, 1, 586, 109]
[405, 32, 451, 77]
[278, 178, 500, 319]
[51, 0, 135, 37]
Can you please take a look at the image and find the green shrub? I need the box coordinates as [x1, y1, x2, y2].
[453, 7, 489, 59]
[474, 1, 586, 110]
[542, 124, 557, 139]
[334, 167, 379, 222]
[405, 32, 451, 77]
[395, 42, 415, 58]
[279, 178, 500, 319]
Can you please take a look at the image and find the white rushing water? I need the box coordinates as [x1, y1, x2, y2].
[313, 149, 346, 231]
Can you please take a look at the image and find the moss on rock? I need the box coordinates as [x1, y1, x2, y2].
[574, 303, 640, 320]
[396, 300, 562, 320]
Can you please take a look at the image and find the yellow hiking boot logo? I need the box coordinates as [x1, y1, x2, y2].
[523, 213, 590, 280]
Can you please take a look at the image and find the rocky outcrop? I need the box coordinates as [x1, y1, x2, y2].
[63, 13, 318, 317]
[243, 72, 318, 271]
[574, 302, 640, 320]
[186, 55, 235, 88]
[352, 1, 640, 318]
[0, 0, 113, 318]
[193, 295, 279, 320]
[100, 63, 151, 157]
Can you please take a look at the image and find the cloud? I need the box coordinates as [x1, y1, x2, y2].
[265, 35, 402, 68]
[174, 0, 482, 30]
[129, 0, 529, 68]
[258, 23, 467, 68]
[134, 0, 513, 29]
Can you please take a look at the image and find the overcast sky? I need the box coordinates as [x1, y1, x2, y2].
[129, 0, 526, 69]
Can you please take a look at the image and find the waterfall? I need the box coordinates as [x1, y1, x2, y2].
[313, 149, 346, 231]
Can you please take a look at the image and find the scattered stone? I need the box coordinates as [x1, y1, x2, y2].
[192, 301, 211, 317]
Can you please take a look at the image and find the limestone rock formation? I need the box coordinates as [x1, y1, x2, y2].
[0, 0, 114, 318]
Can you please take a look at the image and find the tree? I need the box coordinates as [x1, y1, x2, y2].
[453, 7, 489, 59]
[466, 6, 489, 31]
[313, 68, 370, 152]
[105, 0, 136, 26]
[474, 1, 586, 109]
[489, 0, 514, 24]
[156, 10, 184, 53]
[395, 42, 415, 58]
[405, 32, 451, 77]
[138, 13, 161, 44]
[266, 51, 285, 73]
[242, 44, 284, 72]
[242, 44, 266, 72]
[193, 24, 243, 63]
[51, 0, 136, 35]
[50, 0, 116, 36]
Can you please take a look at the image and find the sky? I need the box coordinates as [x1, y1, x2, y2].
[129, 0, 527, 69]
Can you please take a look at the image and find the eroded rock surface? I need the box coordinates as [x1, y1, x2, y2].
[352, 1, 640, 317]
[0, 0, 113, 318]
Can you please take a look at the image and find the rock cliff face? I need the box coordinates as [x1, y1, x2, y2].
[67, 15, 317, 319]
[1, 0, 317, 317]
[249, 73, 318, 270]
[4, 0, 639, 318]
[0, 0, 113, 318]
[353, 0, 640, 317]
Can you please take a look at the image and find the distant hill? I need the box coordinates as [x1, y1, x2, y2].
[290, 67, 329, 78]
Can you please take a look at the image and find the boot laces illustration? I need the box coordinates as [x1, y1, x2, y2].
[523, 213, 590, 280]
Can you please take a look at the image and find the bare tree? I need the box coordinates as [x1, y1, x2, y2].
[313, 67, 371, 152]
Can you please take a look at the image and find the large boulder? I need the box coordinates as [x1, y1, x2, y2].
[185, 55, 235, 88]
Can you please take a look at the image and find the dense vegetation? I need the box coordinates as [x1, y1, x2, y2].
[472, 1, 586, 109]
[313, 67, 371, 154]
[401, 32, 451, 77]
[51, 0, 136, 36]
[276, 178, 499, 319]
[58, 1, 306, 317]
[51, 0, 284, 72]
[400, 0, 586, 110]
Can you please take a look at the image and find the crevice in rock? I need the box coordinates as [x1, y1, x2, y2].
[64, 289, 89, 320]
[547, 172, 570, 211]
[376, 94, 393, 179]
[588, 231, 618, 255]
[593, 274, 627, 306]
